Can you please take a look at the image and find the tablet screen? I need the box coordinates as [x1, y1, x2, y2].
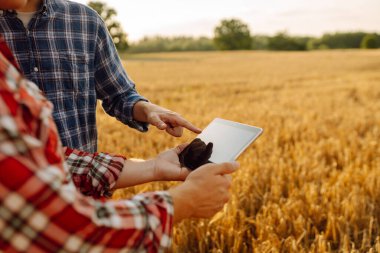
[196, 118, 263, 163]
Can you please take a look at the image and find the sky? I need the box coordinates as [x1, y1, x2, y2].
[71, 0, 380, 42]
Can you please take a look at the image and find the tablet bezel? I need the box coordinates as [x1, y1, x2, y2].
[196, 118, 263, 163]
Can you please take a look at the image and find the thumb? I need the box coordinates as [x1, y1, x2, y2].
[174, 143, 189, 154]
[213, 162, 239, 175]
[149, 115, 167, 130]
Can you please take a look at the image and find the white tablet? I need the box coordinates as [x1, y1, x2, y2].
[196, 118, 263, 163]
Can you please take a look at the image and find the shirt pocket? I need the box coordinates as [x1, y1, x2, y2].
[40, 52, 90, 96]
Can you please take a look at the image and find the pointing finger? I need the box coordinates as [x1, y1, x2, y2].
[166, 126, 183, 137]
[149, 115, 167, 130]
[163, 114, 202, 134]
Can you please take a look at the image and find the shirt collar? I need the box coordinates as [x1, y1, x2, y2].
[40, 0, 49, 15]
[34, 0, 51, 16]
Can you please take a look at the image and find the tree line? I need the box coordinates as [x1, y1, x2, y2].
[89, 1, 380, 53]
[129, 21, 379, 53]
[127, 31, 379, 53]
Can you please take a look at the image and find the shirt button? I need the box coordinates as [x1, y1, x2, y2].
[34, 67, 39, 72]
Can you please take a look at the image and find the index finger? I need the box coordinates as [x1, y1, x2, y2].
[168, 115, 202, 134]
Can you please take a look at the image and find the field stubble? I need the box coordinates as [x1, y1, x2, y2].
[97, 50, 380, 252]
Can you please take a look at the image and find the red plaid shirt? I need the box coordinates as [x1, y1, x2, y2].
[0, 37, 173, 252]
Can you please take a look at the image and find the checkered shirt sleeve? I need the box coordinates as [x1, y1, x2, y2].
[63, 147, 125, 198]
[0, 40, 174, 252]
[93, 11, 150, 132]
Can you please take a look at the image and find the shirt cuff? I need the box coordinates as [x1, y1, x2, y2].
[123, 95, 149, 132]
[64, 147, 126, 198]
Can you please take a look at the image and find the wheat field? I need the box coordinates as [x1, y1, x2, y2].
[97, 50, 380, 252]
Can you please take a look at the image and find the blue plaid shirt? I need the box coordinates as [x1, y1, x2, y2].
[0, 0, 148, 152]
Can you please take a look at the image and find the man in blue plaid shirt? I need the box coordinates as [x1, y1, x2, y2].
[0, 0, 201, 152]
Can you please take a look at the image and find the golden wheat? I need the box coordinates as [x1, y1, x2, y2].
[97, 50, 380, 252]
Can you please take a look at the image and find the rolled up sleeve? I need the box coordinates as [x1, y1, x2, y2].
[94, 16, 149, 132]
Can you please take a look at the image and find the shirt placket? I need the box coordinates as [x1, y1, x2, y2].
[9, 9, 45, 84]
[25, 14, 41, 83]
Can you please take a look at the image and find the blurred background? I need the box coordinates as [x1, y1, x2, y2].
[71, 0, 380, 53]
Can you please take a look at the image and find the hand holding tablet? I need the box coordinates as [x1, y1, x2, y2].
[179, 118, 263, 170]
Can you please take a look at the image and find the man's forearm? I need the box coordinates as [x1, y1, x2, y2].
[113, 159, 156, 189]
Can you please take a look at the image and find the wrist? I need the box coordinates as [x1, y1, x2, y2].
[133, 100, 150, 122]
[168, 183, 195, 223]
[145, 158, 157, 180]
[114, 159, 155, 188]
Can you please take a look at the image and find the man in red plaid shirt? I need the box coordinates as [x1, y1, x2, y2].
[0, 1, 238, 252]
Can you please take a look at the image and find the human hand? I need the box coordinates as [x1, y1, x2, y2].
[169, 162, 239, 223]
[133, 101, 202, 137]
[178, 138, 213, 170]
[114, 144, 190, 189]
[153, 143, 190, 181]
